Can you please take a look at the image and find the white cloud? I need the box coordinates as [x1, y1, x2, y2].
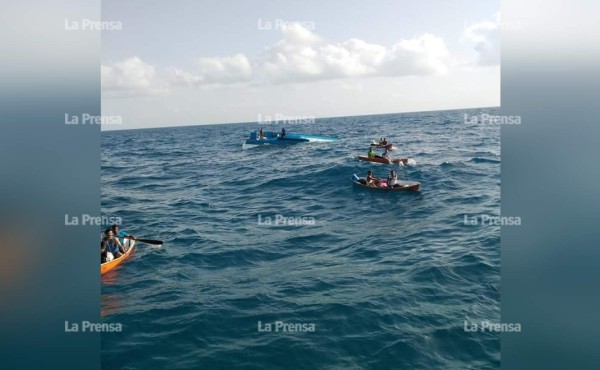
[165, 67, 202, 87]
[384, 34, 450, 75]
[259, 24, 449, 83]
[102, 23, 453, 96]
[463, 14, 500, 66]
[101, 57, 167, 96]
[321, 39, 386, 76]
[196, 54, 253, 84]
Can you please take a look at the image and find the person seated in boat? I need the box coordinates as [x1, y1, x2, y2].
[378, 138, 384, 145]
[280, 128, 286, 138]
[366, 170, 380, 187]
[381, 138, 388, 145]
[104, 228, 126, 258]
[387, 170, 398, 188]
[112, 224, 134, 240]
[101, 241, 108, 263]
[368, 147, 375, 158]
[259, 128, 264, 139]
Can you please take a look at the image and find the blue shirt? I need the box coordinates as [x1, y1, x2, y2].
[105, 238, 119, 254]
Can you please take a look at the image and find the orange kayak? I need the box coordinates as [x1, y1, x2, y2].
[101, 238, 136, 275]
[358, 155, 408, 165]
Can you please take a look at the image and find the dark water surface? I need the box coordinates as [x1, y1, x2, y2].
[101, 107, 500, 369]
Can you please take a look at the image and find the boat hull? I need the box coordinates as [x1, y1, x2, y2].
[245, 131, 338, 146]
[351, 176, 420, 191]
[358, 155, 408, 165]
[101, 238, 135, 275]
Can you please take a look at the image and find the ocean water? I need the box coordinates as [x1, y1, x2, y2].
[101, 107, 501, 369]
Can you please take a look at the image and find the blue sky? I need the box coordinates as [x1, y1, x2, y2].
[102, 0, 500, 130]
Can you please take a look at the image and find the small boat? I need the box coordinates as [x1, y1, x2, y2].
[244, 130, 338, 146]
[370, 143, 397, 150]
[358, 155, 408, 165]
[351, 174, 420, 191]
[101, 238, 136, 275]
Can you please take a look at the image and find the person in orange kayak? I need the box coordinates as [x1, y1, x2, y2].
[104, 228, 126, 259]
[101, 241, 108, 263]
[366, 170, 380, 187]
[111, 224, 134, 240]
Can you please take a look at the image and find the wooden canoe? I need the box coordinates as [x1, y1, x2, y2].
[358, 155, 408, 165]
[101, 238, 135, 275]
[352, 176, 420, 191]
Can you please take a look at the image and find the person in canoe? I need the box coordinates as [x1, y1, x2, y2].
[111, 224, 134, 240]
[381, 137, 388, 145]
[368, 147, 376, 158]
[101, 240, 108, 263]
[382, 149, 390, 160]
[366, 170, 380, 187]
[280, 128, 286, 138]
[259, 128, 264, 139]
[104, 228, 126, 259]
[387, 170, 398, 188]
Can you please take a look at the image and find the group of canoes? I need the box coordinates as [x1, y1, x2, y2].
[245, 129, 420, 191]
[353, 138, 421, 191]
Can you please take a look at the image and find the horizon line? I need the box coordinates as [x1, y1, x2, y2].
[101, 105, 500, 132]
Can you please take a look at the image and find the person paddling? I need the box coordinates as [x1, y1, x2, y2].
[112, 224, 134, 240]
[368, 147, 375, 158]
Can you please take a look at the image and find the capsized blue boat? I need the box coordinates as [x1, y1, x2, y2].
[244, 130, 338, 146]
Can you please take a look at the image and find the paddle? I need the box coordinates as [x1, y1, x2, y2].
[124, 235, 163, 245]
